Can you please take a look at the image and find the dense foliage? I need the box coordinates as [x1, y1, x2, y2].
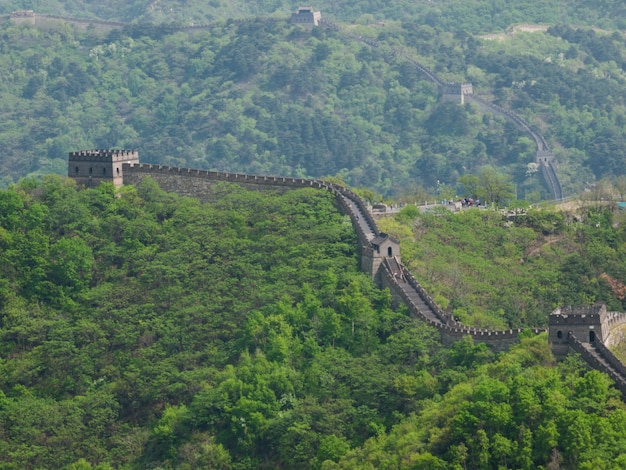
[0, 8, 624, 199]
[1, 0, 625, 30]
[3, 180, 626, 468]
[0, 177, 395, 468]
[379, 203, 626, 330]
[333, 339, 626, 470]
[2, 1, 626, 468]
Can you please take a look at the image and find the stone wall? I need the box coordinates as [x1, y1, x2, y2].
[123, 164, 330, 199]
[123, 163, 548, 354]
[123, 163, 378, 241]
[568, 334, 626, 395]
[603, 311, 626, 348]
[379, 258, 546, 352]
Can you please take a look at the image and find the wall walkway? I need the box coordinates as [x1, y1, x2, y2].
[125, 163, 626, 387]
[322, 17, 564, 201]
[568, 334, 626, 395]
[123, 163, 545, 353]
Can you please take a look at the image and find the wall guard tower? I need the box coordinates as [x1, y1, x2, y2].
[550, 303, 626, 356]
[361, 232, 401, 285]
[290, 6, 321, 28]
[441, 82, 473, 104]
[68, 149, 139, 188]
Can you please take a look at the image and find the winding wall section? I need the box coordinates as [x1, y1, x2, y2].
[123, 163, 545, 352]
[9, 11, 564, 199]
[568, 334, 626, 395]
[123, 163, 626, 389]
[322, 17, 564, 200]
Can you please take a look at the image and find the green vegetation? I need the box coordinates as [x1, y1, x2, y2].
[334, 337, 626, 470]
[0, 176, 390, 468]
[3, 1, 626, 467]
[379, 201, 626, 330]
[0, 4, 625, 199]
[1, 0, 625, 30]
[3, 179, 626, 468]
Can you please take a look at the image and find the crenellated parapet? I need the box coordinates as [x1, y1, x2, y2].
[69, 149, 139, 188]
[378, 259, 546, 352]
[69, 149, 139, 162]
[567, 333, 626, 395]
[122, 163, 338, 198]
[549, 304, 606, 325]
[548, 303, 621, 358]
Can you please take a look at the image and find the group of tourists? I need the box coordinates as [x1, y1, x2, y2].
[461, 197, 481, 207]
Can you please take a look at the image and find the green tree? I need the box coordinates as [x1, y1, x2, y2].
[477, 165, 515, 205]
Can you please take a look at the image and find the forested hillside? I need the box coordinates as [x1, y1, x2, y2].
[1, 0, 625, 30]
[3, 1, 626, 468]
[0, 4, 624, 198]
[3, 178, 626, 468]
[380, 203, 626, 330]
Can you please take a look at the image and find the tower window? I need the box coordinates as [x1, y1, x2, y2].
[89, 167, 93, 175]
[103, 168, 106, 175]
[75, 166, 79, 174]
[116, 167, 120, 175]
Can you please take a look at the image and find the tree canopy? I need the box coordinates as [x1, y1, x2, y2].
[1, 178, 626, 468]
[0, 5, 625, 199]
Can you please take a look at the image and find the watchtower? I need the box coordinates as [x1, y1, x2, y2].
[361, 232, 401, 284]
[441, 82, 473, 104]
[290, 6, 321, 28]
[68, 149, 139, 188]
[549, 303, 609, 358]
[536, 150, 555, 165]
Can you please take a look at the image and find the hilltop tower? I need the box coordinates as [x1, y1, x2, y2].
[549, 303, 609, 358]
[361, 232, 401, 284]
[290, 6, 321, 28]
[68, 149, 139, 188]
[441, 82, 473, 104]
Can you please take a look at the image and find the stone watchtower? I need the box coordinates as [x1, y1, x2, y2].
[361, 232, 401, 284]
[68, 149, 139, 188]
[549, 303, 610, 358]
[441, 82, 473, 104]
[289, 6, 321, 28]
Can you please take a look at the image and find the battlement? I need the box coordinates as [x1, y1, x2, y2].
[69, 149, 139, 188]
[290, 6, 321, 27]
[549, 304, 606, 325]
[69, 149, 139, 162]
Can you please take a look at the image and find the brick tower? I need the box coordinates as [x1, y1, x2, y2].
[68, 149, 139, 188]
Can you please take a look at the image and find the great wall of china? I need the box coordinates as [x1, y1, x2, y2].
[65, 151, 626, 394]
[5, 9, 564, 199]
[320, 17, 564, 200]
[13, 8, 623, 393]
[119, 160, 547, 354]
